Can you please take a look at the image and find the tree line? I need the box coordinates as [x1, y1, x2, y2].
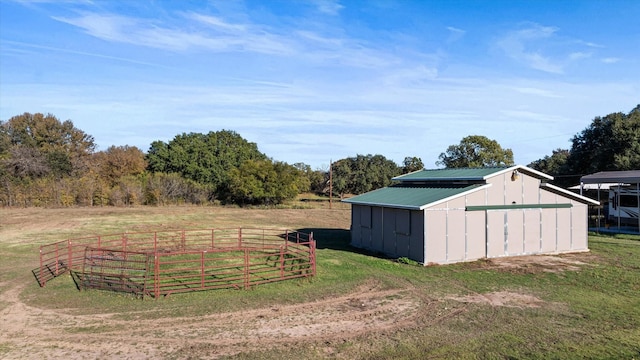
[528, 105, 640, 187]
[1, 105, 638, 207]
[0, 113, 422, 206]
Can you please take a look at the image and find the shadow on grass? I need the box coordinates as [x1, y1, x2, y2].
[297, 228, 351, 250]
[297, 227, 396, 262]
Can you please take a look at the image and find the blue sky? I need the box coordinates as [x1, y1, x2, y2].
[1, 0, 638, 170]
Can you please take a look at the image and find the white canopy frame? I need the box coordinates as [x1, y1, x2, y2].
[580, 171, 640, 234]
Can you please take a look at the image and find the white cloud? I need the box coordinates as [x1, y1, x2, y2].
[496, 23, 606, 75]
[53, 12, 295, 54]
[446, 26, 466, 43]
[512, 86, 561, 98]
[496, 24, 564, 73]
[382, 65, 439, 86]
[187, 13, 248, 33]
[602, 57, 620, 64]
[311, 0, 344, 16]
[569, 52, 591, 60]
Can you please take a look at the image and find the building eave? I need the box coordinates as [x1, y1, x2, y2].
[540, 183, 600, 205]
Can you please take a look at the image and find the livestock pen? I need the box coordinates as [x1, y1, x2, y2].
[37, 228, 316, 299]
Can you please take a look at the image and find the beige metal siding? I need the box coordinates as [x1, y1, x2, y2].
[556, 207, 572, 251]
[524, 209, 542, 253]
[539, 190, 559, 253]
[540, 208, 558, 252]
[425, 210, 447, 264]
[486, 211, 505, 257]
[465, 189, 487, 261]
[522, 176, 541, 203]
[447, 208, 466, 262]
[486, 177, 504, 204]
[505, 174, 523, 205]
[571, 201, 589, 250]
[506, 211, 524, 255]
[447, 197, 466, 262]
[466, 210, 486, 260]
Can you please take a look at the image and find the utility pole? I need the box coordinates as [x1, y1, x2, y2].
[329, 159, 333, 209]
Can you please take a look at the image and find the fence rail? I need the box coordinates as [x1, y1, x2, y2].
[38, 228, 316, 299]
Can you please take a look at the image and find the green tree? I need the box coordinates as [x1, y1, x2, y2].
[402, 156, 424, 173]
[564, 104, 640, 183]
[331, 154, 400, 196]
[437, 135, 514, 168]
[528, 149, 570, 175]
[146, 130, 266, 198]
[227, 159, 306, 205]
[529, 105, 639, 186]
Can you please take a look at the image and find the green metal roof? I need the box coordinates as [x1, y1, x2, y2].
[342, 184, 487, 210]
[393, 167, 509, 181]
[393, 166, 553, 182]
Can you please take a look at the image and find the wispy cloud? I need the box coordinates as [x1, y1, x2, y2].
[187, 13, 248, 33]
[602, 57, 620, 64]
[569, 52, 591, 61]
[512, 86, 561, 98]
[310, 0, 344, 16]
[446, 26, 466, 43]
[496, 24, 564, 73]
[496, 23, 605, 74]
[52, 12, 295, 54]
[51, 9, 402, 69]
[2, 39, 170, 68]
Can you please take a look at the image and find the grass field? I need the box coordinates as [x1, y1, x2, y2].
[0, 204, 639, 359]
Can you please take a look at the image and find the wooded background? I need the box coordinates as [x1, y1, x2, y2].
[1, 105, 638, 207]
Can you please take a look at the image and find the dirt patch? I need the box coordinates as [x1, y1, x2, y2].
[448, 291, 545, 308]
[0, 281, 436, 359]
[469, 253, 592, 274]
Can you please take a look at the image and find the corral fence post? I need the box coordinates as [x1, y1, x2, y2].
[154, 254, 160, 299]
[66, 239, 71, 271]
[39, 246, 44, 286]
[311, 233, 316, 276]
[200, 251, 205, 289]
[238, 228, 243, 248]
[244, 248, 250, 289]
[279, 246, 285, 278]
[80, 247, 88, 291]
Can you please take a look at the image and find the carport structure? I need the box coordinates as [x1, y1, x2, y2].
[344, 165, 599, 265]
[580, 170, 640, 234]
